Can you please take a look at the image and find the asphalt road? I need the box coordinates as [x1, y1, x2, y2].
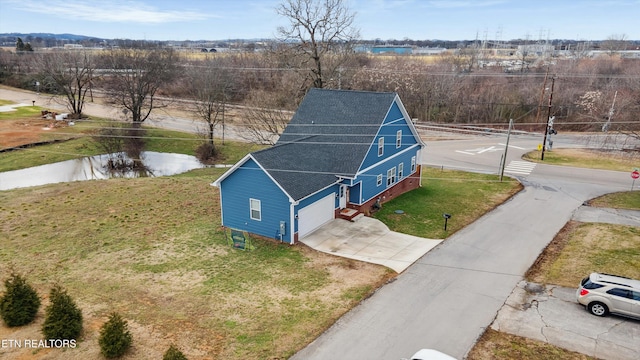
[291, 134, 636, 360]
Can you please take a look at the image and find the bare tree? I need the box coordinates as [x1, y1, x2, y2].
[444, 43, 480, 73]
[276, 0, 359, 89]
[104, 48, 180, 126]
[601, 34, 628, 55]
[240, 90, 293, 145]
[187, 59, 234, 159]
[103, 48, 180, 158]
[37, 50, 95, 118]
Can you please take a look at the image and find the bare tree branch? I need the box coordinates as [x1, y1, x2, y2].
[37, 50, 95, 117]
[104, 48, 180, 125]
[276, 0, 359, 89]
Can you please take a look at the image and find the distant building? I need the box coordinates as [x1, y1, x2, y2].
[371, 45, 413, 55]
[413, 47, 447, 55]
[516, 44, 554, 57]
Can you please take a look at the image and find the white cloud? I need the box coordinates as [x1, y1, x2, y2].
[7, 0, 215, 23]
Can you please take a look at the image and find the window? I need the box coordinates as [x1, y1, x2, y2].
[581, 278, 605, 290]
[378, 137, 384, 156]
[387, 167, 396, 186]
[377, 174, 383, 186]
[250, 198, 261, 221]
[398, 163, 404, 179]
[396, 130, 402, 148]
[411, 156, 416, 173]
[606, 288, 631, 299]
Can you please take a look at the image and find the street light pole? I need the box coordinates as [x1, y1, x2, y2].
[541, 76, 555, 161]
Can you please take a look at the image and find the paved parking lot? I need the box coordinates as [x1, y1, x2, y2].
[492, 281, 640, 360]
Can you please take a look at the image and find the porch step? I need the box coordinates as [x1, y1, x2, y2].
[338, 208, 363, 222]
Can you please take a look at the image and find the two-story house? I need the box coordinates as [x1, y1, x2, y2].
[212, 88, 425, 244]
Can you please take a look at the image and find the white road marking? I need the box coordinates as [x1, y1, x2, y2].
[504, 161, 536, 175]
[477, 145, 497, 154]
[497, 143, 525, 150]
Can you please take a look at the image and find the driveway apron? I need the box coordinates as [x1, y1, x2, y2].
[300, 217, 442, 273]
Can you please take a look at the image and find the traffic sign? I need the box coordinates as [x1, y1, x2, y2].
[632, 170, 639, 179]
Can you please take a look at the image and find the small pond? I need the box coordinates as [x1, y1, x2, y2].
[0, 152, 206, 191]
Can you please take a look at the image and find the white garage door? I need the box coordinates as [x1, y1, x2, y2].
[298, 194, 335, 238]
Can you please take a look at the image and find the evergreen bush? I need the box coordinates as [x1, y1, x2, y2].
[99, 312, 133, 358]
[0, 273, 41, 327]
[163, 344, 188, 360]
[41, 285, 83, 340]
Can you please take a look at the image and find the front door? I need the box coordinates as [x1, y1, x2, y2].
[339, 184, 348, 209]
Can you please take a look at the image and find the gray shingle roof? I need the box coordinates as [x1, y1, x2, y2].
[252, 88, 397, 201]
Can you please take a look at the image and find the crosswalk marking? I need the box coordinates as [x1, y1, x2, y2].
[504, 161, 536, 175]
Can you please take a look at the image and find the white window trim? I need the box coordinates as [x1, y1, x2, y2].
[398, 162, 404, 179]
[376, 174, 383, 186]
[378, 137, 384, 156]
[250, 198, 261, 221]
[387, 167, 397, 187]
[411, 156, 416, 173]
[396, 130, 402, 148]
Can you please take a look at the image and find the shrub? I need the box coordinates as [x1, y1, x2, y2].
[0, 273, 41, 327]
[41, 285, 83, 340]
[195, 142, 219, 163]
[163, 344, 188, 360]
[99, 312, 133, 358]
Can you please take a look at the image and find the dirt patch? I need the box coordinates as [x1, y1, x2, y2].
[0, 117, 70, 149]
[467, 328, 596, 360]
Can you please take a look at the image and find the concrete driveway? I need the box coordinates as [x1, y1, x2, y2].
[493, 281, 640, 360]
[299, 216, 442, 273]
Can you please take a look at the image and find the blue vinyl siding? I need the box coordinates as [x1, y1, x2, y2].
[360, 101, 418, 170]
[349, 182, 361, 203]
[219, 159, 292, 242]
[352, 146, 420, 204]
[294, 185, 339, 233]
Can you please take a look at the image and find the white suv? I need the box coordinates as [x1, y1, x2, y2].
[576, 273, 640, 318]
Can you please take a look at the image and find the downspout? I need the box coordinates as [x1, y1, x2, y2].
[289, 201, 296, 245]
[419, 148, 423, 187]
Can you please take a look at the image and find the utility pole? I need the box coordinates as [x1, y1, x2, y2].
[499, 119, 513, 182]
[535, 68, 549, 125]
[541, 76, 555, 161]
[602, 91, 617, 132]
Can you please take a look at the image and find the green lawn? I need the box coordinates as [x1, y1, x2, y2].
[0, 116, 264, 172]
[374, 168, 522, 238]
[589, 190, 640, 209]
[523, 148, 640, 172]
[0, 171, 394, 359]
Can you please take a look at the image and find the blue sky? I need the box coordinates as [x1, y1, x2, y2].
[0, 0, 638, 41]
